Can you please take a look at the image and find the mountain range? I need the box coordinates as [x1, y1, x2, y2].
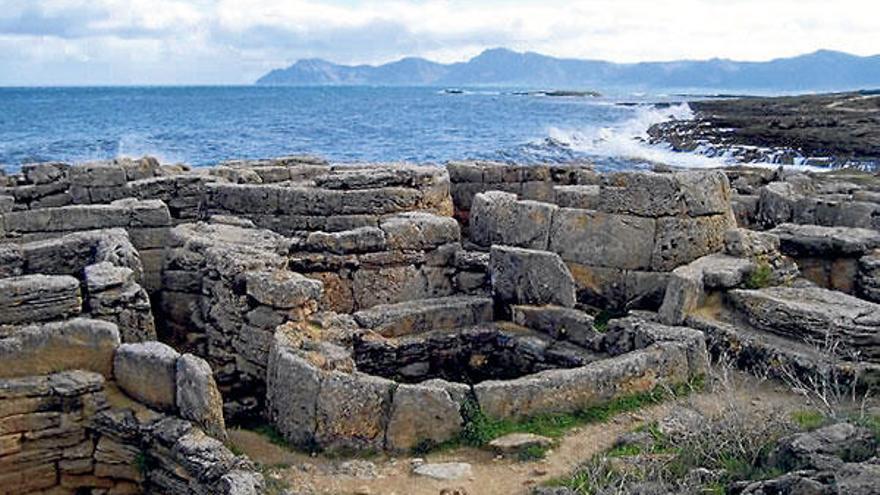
[255, 48, 880, 92]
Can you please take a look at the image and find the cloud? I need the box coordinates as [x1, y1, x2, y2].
[0, 0, 878, 85]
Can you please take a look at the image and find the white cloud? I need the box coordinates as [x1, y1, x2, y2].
[0, 0, 878, 84]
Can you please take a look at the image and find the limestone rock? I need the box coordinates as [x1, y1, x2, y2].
[177, 354, 227, 441]
[488, 433, 552, 455]
[510, 305, 597, 347]
[549, 208, 655, 270]
[380, 212, 461, 250]
[314, 371, 394, 452]
[471, 191, 557, 250]
[385, 383, 464, 451]
[729, 286, 880, 359]
[0, 274, 82, 325]
[770, 223, 880, 256]
[245, 270, 323, 309]
[651, 214, 734, 272]
[353, 296, 493, 338]
[490, 246, 576, 308]
[114, 341, 180, 411]
[770, 422, 877, 471]
[413, 462, 472, 481]
[0, 318, 120, 378]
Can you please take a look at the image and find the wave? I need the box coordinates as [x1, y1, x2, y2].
[544, 103, 824, 171]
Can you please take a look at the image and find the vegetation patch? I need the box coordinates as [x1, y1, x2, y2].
[455, 378, 703, 451]
[745, 262, 773, 289]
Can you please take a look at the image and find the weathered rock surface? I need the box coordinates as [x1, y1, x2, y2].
[353, 295, 493, 337]
[0, 318, 120, 378]
[0, 274, 82, 325]
[177, 353, 227, 441]
[729, 286, 880, 359]
[490, 246, 576, 308]
[114, 341, 180, 411]
[413, 462, 473, 481]
[385, 382, 464, 451]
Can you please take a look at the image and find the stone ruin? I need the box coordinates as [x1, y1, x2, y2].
[1, 156, 880, 493]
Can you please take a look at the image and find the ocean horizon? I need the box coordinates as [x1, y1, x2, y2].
[0, 85, 782, 172]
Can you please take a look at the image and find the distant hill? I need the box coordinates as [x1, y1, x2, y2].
[256, 48, 880, 92]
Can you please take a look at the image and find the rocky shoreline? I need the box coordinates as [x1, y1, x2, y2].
[0, 156, 879, 494]
[648, 91, 880, 168]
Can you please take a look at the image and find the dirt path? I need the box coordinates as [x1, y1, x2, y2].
[230, 373, 808, 495]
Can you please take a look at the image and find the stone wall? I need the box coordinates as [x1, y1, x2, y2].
[202, 164, 453, 236]
[0, 229, 156, 342]
[0, 318, 262, 495]
[266, 316, 707, 453]
[160, 222, 323, 419]
[289, 211, 488, 313]
[0, 199, 173, 292]
[446, 160, 599, 227]
[470, 170, 736, 309]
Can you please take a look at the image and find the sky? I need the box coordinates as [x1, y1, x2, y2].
[1, 0, 879, 86]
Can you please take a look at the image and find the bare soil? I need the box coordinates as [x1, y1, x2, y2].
[230, 372, 809, 495]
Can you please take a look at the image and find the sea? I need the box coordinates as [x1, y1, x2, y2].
[0, 86, 743, 172]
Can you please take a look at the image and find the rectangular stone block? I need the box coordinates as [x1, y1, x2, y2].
[549, 208, 655, 270]
[0, 274, 82, 325]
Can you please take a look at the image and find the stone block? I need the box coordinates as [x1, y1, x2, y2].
[385, 383, 464, 451]
[177, 354, 227, 441]
[490, 246, 576, 308]
[0, 274, 81, 325]
[304, 227, 386, 254]
[651, 214, 733, 272]
[470, 192, 557, 250]
[114, 341, 180, 411]
[511, 305, 598, 347]
[354, 296, 493, 337]
[69, 162, 127, 187]
[0, 318, 120, 378]
[549, 208, 655, 270]
[314, 371, 394, 452]
[380, 212, 460, 251]
[245, 270, 323, 309]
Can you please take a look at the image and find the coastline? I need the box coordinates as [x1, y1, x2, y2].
[647, 91, 880, 169]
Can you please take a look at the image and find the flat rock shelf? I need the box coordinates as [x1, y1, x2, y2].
[2, 156, 880, 494]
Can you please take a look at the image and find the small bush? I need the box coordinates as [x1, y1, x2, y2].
[745, 262, 773, 289]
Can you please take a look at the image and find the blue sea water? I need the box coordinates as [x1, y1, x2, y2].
[0, 86, 716, 171]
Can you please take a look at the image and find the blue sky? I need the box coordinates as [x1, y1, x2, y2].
[1, 0, 878, 86]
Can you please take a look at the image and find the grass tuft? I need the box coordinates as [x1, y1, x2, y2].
[745, 262, 773, 289]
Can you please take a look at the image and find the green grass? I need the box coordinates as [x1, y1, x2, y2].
[456, 377, 703, 450]
[791, 409, 826, 430]
[745, 262, 773, 289]
[517, 444, 552, 461]
[592, 309, 627, 333]
[250, 423, 291, 449]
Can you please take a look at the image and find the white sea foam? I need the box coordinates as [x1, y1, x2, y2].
[546, 103, 825, 171]
[115, 133, 183, 165]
